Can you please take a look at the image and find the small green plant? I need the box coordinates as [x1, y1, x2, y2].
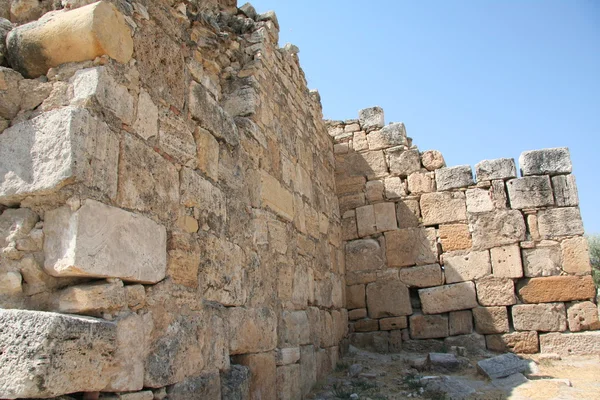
[331, 382, 354, 399]
[401, 372, 423, 391]
[588, 235, 600, 288]
[335, 361, 350, 372]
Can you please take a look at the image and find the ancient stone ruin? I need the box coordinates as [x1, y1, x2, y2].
[0, 1, 597, 399]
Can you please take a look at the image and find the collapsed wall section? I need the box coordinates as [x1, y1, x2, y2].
[0, 1, 345, 399]
[331, 106, 598, 356]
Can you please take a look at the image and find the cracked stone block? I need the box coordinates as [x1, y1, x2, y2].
[435, 165, 474, 191]
[419, 281, 478, 314]
[506, 176, 554, 209]
[358, 106, 384, 132]
[469, 210, 526, 250]
[366, 123, 407, 150]
[475, 158, 517, 181]
[0, 309, 117, 398]
[0, 107, 119, 206]
[43, 199, 167, 283]
[537, 207, 584, 238]
[519, 147, 572, 176]
[385, 227, 438, 267]
[512, 303, 567, 332]
[6, 2, 133, 78]
[552, 174, 578, 207]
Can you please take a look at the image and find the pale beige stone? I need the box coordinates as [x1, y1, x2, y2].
[475, 277, 516, 306]
[356, 205, 376, 237]
[443, 250, 491, 284]
[421, 150, 445, 171]
[345, 238, 384, 272]
[385, 227, 438, 267]
[194, 127, 219, 181]
[0, 271, 22, 295]
[512, 303, 567, 332]
[472, 306, 509, 334]
[518, 276, 596, 303]
[380, 316, 408, 331]
[346, 284, 366, 309]
[388, 148, 420, 177]
[180, 167, 226, 231]
[133, 89, 158, 140]
[409, 313, 449, 339]
[420, 191, 467, 226]
[566, 301, 600, 332]
[466, 188, 494, 213]
[561, 236, 592, 275]
[539, 332, 600, 355]
[337, 150, 387, 179]
[260, 170, 294, 221]
[407, 171, 435, 194]
[6, 2, 133, 78]
[366, 275, 412, 318]
[336, 176, 366, 196]
[475, 158, 517, 181]
[43, 200, 166, 283]
[228, 307, 277, 355]
[279, 310, 310, 347]
[419, 282, 478, 314]
[449, 310, 473, 336]
[537, 207, 584, 238]
[365, 180, 384, 202]
[552, 174, 579, 207]
[491, 180, 508, 209]
[276, 364, 301, 400]
[158, 114, 196, 166]
[506, 176, 554, 209]
[522, 245, 562, 277]
[106, 313, 147, 392]
[527, 214, 541, 241]
[349, 308, 367, 321]
[490, 245, 523, 278]
[438, 224, 472, 252]
[435, 165, 474, 191]
[353, 131, 368, 151]
[469, 210, 526, 250]
[55, 280, 125, 316]
[373, 202, 397, 232]
[486, 331, 539, 354]
[398, 264, 443, 288]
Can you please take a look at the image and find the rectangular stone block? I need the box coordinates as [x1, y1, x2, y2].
[477, 353, 529, 379]
[373, 202, 397, 232]
[475, 158, 517, 181]
[518, 276, 596, 303]
[228, 307, 277, 355]
[336, 176, 367, 196]
[396, 199, 420, 228]
[522, 245, 561, 277]
[383, 176, 406, 199]
[407, 171, 435, 194]
[419, 282, 478, 314]
[279, 311, 310, 348]
[537, 207, 584, 238]
[0, 309, 117, 398]
[466, 188, 494, 214]
[0, 107, 118, 205]
[539, 331, 600, 355]
[388, 148, 421, 177]
[260, 171, 294, 221]
[435, 165, 474, 191]
[43, 199, 166, 283]
[353, 318, 379, 332]
[366, 275, 412, 318]
[356, 205, 376, 237]
[385, 227, 438, 267]
[490, 245, 523, 278]
[359, 106, 384, 132]
[232, 352, 276, 400]
[567, 301, 600, 332]
[519, 147, 572, 176]
[346, 284, 366, 309]
[348, 308, 367, 320]
[189, 81, 239, 146]
[276, 364, 301, 400]
[367, 123, 407, 150]
[485, 331, 539, 354]
[449, 310, 473, 336]
[421, 191, 467, 226]
[380, 316, 408, 330]
[299, 345, 316, 398]
[552, 174, 578, 207]
[561, 236, 591, 275]
[512, 303, 567, 332]
[181, 167, 226, 231]
[439, 224, 472, 251]
[398, 264, 443, 288]
[366, 179, 384, 201]
[443, 250, 491, 284]
[409, 313, 449, 339]
[55, 280, 126, 316]
[473, 306, 510, 334]
[475, 277, 516, 306]
[469, 210, 526, 250]
[345, 238, 384, 272]
[506, 176, 554, 209]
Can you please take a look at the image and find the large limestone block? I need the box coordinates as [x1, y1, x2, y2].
[6, 1, 133, 78]
[519, 147, 572, 176]
[443, 250, 491, 284]
[228, 307, 277, 355]
[449, 310, 473, 336]
[221, 365, 250, 400]
[346, 284, 366, 309]
[181, 168, 227, 231]
[388, 148, 421, 177]
[506, 176, 554, 209]
[421, 150, 446, 171]
[55, 280, 126, 316]
[435, 165, 474, 191]
[472, 306, 510, 334]
[190, 81, 239, 146]
[552, 174, 578, 206]
[567, 301, 600, 332]
[466, 188, 494, 214]
[540, 332, 600, 355]
[345, 238, 384, 272]
[0, 107, 118, 205]
[485, 331, 539, 354]
[475, 158, 517, 181]
[419, 282, 478, 314]
[420, 191, 467, 226]
[409, 313, 449, 339]
[518, 276, 596, 303]
[521, 245, 561, 277]
[0, 309, 117, 398]
[366, 276, 412, 318]
[166, 373, 221, 400]
[366, 123, 407, 150]
[276, 364, 301, 400]
[438, 224, 472, 251]
[358, 106, 384, 132]
[299, 345, 317, 398]
[512, 303, 567, 331]
[278, 310, 310, 347]
[561, 236, 592, 275]
[44, 199, 167, 283]
[469, 210, 526, 250]
[475, 277, 516, 306]
[385, 227, 438, 267]
[260, 171, 294, 221]
[407, 171, 436, 194]
[537, 207, 584, 238]
[490, 245, 523, 278]
[232, 352, 276, 400]
[398, 264, 443, 288]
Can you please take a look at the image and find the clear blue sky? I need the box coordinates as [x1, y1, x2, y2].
[251, 1, 600, 234]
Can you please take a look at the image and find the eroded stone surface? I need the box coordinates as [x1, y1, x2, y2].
[512, 303, 567, 332]
[419, 282, 478, 314]
[518, 276, 596, 303]
[475, 158, 516, 181]
[519, 147, 572, 176]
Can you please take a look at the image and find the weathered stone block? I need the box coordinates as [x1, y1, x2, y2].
[449, 310, 473, 336]
[349, 308, 367, 320]
[490, 245, 523, 278]
[232, 352, 276, 400]
[373, 202, 397, 232]
[552, 174, 578, 207]
[486, 331, 539, 354]
[466, 188, 494, 214]
[345, 238, 384, 272]
[420, 191, 467, 226]
[407, 171, 435, 194]
[276, 364, 301, 400]
[358, 106, 384, 132]
[518, 276, 596, 303]
[435, 165, 474, 191]
[519, 147, 572, 176]
[336, 150, 388, 180]
[398, 264, 443, 288]
[279, 310, 310, 347]
[419, 282, 478, 314]
[259, 171, 294, 221]
[157, 114, 196, 166]
[366, 180, 384, 202]
[469, 210, 526, 250]
[512, 303, 567, 332]
[221, 365, 250, 400]
[566, 301, 600, 332]
[388, 148, 421, 177]
[537, 207, 584, 238]
[380, 316, 408, 330]
[477, 353, 529, 379]
[44, 199, 166, 283]
[0, 207, 38, 247]
[336, 176, 366, 195]
[367, 123, 407, 150]
[0, 107, 119, 205]
[539, 331, 600, 355]
[475, 277, 516, 306]
[443, 250, 491, 284]
[396, 199, 421, 228]
[439, 224, 472, 251]
[189, 81, 239, 146]
[561, 236, 591, 275]
[506, 176, 554, 209]
[472, 306, 510, 334]
[299, 345, 316, 398]
[522, 245, 561, 277]
[385, 227, 438, 267]
[106, 313, 147, 392]
[228, 307, 277, 355]
[0, 309, 117, 398]
[475, 158, 517, 181]
[349, 332, 390, 353]
[383, 176, 406, 199]
[346, 284, 366, 309]
[354, 318, 379, 332]
[6, 2, 133, 78]
[356, 205, 376, 237]
[409, 313, 449, 339]
[55, 280, 126, 316]
[366, 276, 412, 318]
[134, 89, 159, 140]
[421, 150, 445, 171]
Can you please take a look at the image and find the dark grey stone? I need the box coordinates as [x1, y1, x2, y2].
[477, 353, 529, 379]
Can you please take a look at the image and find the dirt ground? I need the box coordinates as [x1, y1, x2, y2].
[307, 347, 600, 400]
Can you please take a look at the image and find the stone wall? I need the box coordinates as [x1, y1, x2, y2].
[0, 1, 345, 399]
[331, 106, 599, 357]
